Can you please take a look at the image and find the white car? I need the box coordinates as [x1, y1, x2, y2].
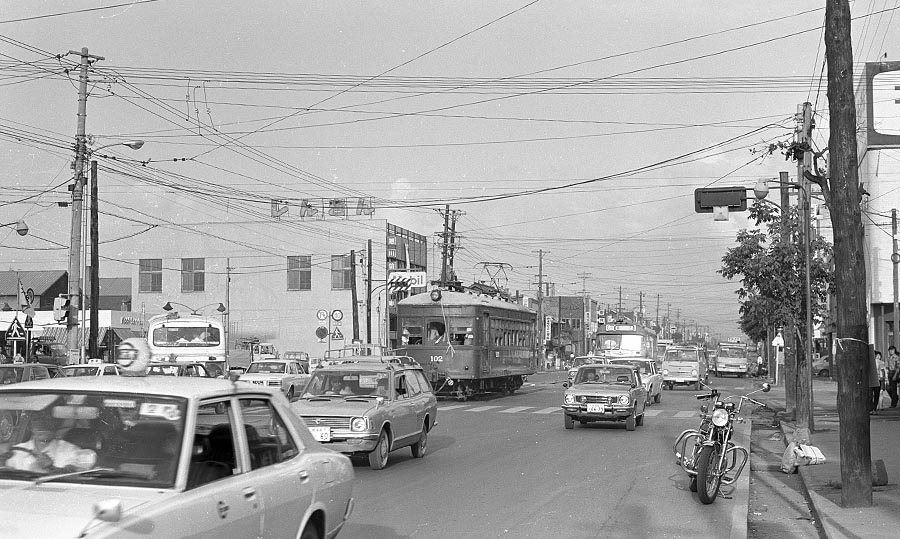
[238, 359, 310, 401]
[609, 358, 663, 405]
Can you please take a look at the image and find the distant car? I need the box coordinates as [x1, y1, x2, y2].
[293, 355, 437, 470]
[0, 362, 64, 385]
[561, 364, 648, 431]
[283, 351, 310, 372]
[567, 355, 606, 380]
[812, 355, 832, 377]
[238, 359, 310, 401]
[61, 361, 120, 377]
[609, 358, 662, 405]
[0, 364, 354, 538]
[661, 345, 708, 390]
[147, 362, 211, 378]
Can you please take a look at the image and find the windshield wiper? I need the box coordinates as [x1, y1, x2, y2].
[0, 467, 42, 480]
[34, 467, 154, 485]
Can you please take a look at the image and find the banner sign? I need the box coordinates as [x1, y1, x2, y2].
[271, 197, 375, 220]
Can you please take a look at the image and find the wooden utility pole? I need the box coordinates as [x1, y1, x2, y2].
[797, 102, 815, 434]
[350, 249, 359, 341]
[537, 249, 544, 368]
[822, 0, 872, 507]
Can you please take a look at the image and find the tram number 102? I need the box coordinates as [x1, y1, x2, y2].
[430, 355, 444, 363]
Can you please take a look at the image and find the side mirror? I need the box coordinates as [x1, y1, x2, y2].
[761, 382, 771, 393]
[93, 499, 123, 523]
[562, 380, 570, 389]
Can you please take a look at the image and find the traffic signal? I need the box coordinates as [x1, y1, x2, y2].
[53, 295, 70, 322]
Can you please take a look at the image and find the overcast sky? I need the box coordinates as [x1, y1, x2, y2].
[2, 1, 898, 339]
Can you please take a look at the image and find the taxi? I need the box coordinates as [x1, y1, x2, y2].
[561, 364, 647, 431]
[61, 358, 120, 377]
[292, 355, 437, 470]
[147, 361, 211, 377]
[0, 338, 354, 539]
[238, 359, 310, 401]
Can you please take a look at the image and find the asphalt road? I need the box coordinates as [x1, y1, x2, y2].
[338, 375, 762, 539]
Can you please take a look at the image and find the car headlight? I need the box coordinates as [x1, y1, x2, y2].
[565, 394, 575, 404]
[618, 395, 630, 405]
[711, 408, 729, 427]
[691, 369, 698, 376]
[350, 417, 368, 432]
[662, 369, 669, 375]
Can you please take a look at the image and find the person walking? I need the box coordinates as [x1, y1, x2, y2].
[887, 345, 900, 408]
[871, 350, 885, 414]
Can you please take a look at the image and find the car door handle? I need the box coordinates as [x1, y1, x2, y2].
[242, 487, 257, 500]
[298, 469, 310, 482]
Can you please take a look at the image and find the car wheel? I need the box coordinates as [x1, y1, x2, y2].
[818, 369, 830, 377]
[368, 430, 390, 470]
[411, 425, 428, 458]
[625, 414, 636, 431]
[286, 386, 295, 401]
[654, 390, 661, 404]
[0, 411, 14, 443]
[298, 521, 322, 539]
[564, 414, 574, 430]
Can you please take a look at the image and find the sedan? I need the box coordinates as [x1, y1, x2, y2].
[561, 364, 647, 431]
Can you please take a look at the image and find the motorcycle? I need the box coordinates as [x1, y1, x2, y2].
[672, 382, 771, 504]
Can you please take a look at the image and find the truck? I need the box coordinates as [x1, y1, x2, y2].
[714, 341, 750, 377]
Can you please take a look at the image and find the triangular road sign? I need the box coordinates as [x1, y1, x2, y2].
[6, 318, 27, 340]
[331, 327, 344, 340]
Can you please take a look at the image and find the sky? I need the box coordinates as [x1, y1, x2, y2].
[1, 1, 899, 341]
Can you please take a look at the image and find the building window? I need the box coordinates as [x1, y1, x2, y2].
[181, 258, 205, 292]
[287, 256, 312, 291]
[139, 259, 162, 292]
[331, 255, 351, 290]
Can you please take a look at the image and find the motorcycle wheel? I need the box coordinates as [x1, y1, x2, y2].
[696, 444, 722, 504]
[689, 476, 698, 492]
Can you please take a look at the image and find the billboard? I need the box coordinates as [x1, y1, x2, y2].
[865, 61, 900, 149]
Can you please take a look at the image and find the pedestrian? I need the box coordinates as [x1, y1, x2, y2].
[887, 345, 900, 408]
[870, 350, 884, 414]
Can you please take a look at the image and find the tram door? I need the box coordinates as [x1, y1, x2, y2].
[481, 312, 491, 375]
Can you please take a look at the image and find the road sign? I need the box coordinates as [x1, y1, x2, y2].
[316, 309, 328, 321]
[331, 327, 344, 340]
[6, 318, 26, 341]
[315, 326, 328, 340]
[331, 310, 343, 321]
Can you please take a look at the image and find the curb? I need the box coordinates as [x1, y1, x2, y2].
[778, 421, 828, 539]
[731, 415, 751, 539]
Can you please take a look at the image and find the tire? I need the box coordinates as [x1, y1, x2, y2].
[299, 521, 322, 539]
[696, 444, 723, 504]
[689, 476, 698, 492]
[818, 369, 830, 378]
[0, 412, 14, 443]
[654, 390, 661, 404]
[564, 414, 574, 430]
[286, 386, 295, 401]
[625, 414, 636, 431]
[411, 425, 428, 458]
[368, 430, 390, 470]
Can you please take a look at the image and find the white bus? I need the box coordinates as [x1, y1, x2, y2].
[146, 312, 227, 375]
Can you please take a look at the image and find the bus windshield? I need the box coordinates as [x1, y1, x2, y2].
[597, 334, 645, 353]
[151, 326, 221, 347]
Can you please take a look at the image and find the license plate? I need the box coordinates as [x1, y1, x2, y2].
[252, 380, 264, 385]
[586, 403, 604, 413]
[308, 426, 331, 442]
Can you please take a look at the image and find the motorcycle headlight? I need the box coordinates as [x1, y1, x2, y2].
[565, 394, 575, 404]
[711, 408, 729, 427]
[618, 394, 630, 405]
[350, 417, 369, 432]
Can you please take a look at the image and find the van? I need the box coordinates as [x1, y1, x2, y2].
[661, 345, 708, 390]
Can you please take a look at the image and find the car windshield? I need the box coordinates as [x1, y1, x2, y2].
[63, 366, 100, 377]
[246, 362, 286, 374]
[575, 367, 634, 385]
[302, 370, 390, 398]
[666, 349, 699, 362]
[610, 359, 651, 375]
[0, 367, 24, 385]
[0, 390, 187, 487]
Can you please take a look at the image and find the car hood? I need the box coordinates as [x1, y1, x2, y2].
[292, 396, 384, 415]
[0, 483, 173, 537]
[566, 384, 634, 396]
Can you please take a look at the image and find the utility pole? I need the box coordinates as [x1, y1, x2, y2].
[225, 259, 231, 358]
[536, 249, 544, 368]
[67, 47, 102, 365]
[797, 102, 814, 434]
[823, 0, 872, 506]
[350, 249, 359, 341]
[366, 239, 372, 344]
[893, 210, 899, 352]
[439, 205, 450, 287]
[780, 171, 797, 418]
[88, 160, 99, 359]
[578, 272, 591, 355]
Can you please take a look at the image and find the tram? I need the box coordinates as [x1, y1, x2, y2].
[397, 289, 537, 400]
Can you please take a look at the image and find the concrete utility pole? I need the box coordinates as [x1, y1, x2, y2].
[893, 210, 899, 352]
[67, 47, 103, 365]
[536, 249, 544, 367]
[780, 171, 797, 418]
[824, 0, 872, 507]
[88, 160, 99, 359]
[797, 102, 814, 434]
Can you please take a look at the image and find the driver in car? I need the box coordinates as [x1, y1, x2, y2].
[4, 417, 97, 473]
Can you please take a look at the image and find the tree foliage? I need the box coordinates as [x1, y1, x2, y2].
[719, 200, 833, 345]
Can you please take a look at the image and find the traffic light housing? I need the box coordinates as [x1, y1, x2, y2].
[53, 295, 70, 322]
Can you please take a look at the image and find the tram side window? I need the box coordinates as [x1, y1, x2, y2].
[426, 321, 446, 344]
[448, 320, 473, 345]
[401, 320, 423, 345]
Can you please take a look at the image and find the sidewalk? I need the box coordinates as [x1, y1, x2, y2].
[762, 377, 900, 539]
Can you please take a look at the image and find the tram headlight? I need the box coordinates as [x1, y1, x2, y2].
[565, 394, 575, 404]
[711, 409, 729, 427]
[447, 379, 455, 386]
[618, 395, 630, 405]
[350, 417, 369, 432]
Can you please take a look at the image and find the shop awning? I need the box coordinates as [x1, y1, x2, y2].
[34, 326, 108, 347]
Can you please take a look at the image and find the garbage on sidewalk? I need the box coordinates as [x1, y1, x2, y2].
[781, 442, 826, 474]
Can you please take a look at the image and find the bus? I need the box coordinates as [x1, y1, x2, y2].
[593, 322, 657, 361]
[714, 341, 750, 377]
[146, 312, 227, 376]
[397, 290, 537, 400]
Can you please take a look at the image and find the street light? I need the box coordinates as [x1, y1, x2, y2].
[0, 220, 29, 237]
[163, 301, 227, 315]
[754, 175, 815, 432]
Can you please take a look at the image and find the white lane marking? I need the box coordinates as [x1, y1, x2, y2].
[674, 411, 696, 418]
[466, 406, 502, 412]
[440, 405, 470, 411]
[499, 406, 535, 413]
[534, 407, 561, 414]
[643, 409, 663, 416]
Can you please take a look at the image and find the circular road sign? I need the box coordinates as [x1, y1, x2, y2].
[315, 326, 328, 340]
[316, 309, 328, 321]
[331, 310, 343, 321]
